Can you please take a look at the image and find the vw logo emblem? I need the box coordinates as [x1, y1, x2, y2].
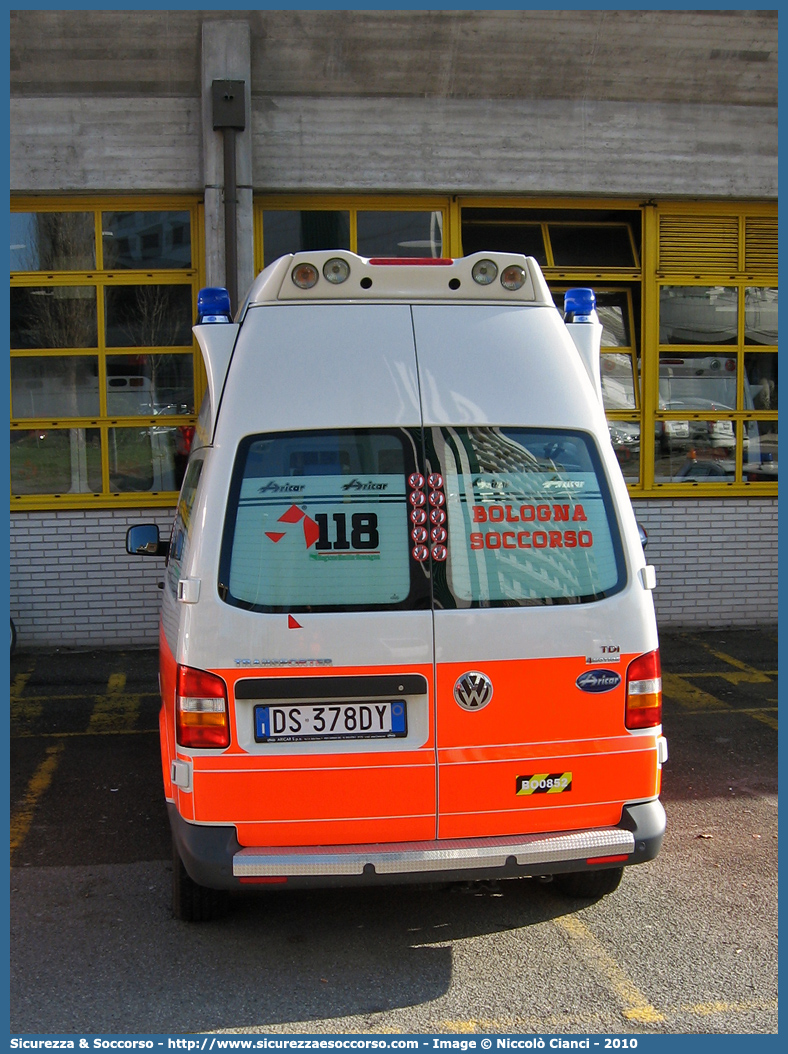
[453, 671, 494, 711]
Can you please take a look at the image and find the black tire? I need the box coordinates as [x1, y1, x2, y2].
[171, 840, 230, 922]
[551, 866, 624, 900]
[11, 619, 16, 656]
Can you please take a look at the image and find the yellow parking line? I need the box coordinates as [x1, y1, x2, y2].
[662, 671, 731, 711]
[688, 637, 774, 684]
[553, 914, 665, 1023]
[434, 997, 777, 1031]
[87, 672, 141, 734]
[10, 742, 64, 861]
[663, 672, 777, 729]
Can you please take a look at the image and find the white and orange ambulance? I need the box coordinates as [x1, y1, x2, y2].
[127, 251, 667, 921]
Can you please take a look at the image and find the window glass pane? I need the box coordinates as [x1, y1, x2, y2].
[108, 425, 188, 492]
[11, 356, 99, 419]
[548, 225, 636, 267]
[10, 212, 95, 271]
[262, 211, 350, 267]
[10, 427, 102, 494]
[745, 287, 778, 346]
[660, 286, 738, 345]
[655, 423, 737, 482]
[106, 354, 194, 416]
[356, 211, 443, 257]
[436, 427, 625, 606]
[550, 290, 631, 348]
[102, 211, 192, 269]
[220, 429, 421, 611]
[744, 422, 777, 482]
[601, 354, 637, 410]
[659, 352, 738, 412]
[104, 285, 193, 347]
[608, 421, 640, 483]
[461, 211, 547, 264]
[745, 353, 777, 413]
[166, 458, 205, 597]
[10, 286, 98, 350]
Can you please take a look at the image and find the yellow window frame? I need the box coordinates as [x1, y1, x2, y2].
[10, 196, 206, 511]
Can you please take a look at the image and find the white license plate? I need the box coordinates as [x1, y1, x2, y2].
[254, 701, 407, 742]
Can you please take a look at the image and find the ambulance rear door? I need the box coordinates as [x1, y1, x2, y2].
[412, 304, 658, 842]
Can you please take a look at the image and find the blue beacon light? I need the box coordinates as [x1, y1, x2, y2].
[197, 286, 233, 324]
[563, 287, 597, 323]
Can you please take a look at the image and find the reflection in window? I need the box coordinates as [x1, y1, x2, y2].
[356, 211, 443, 257]
[10, 212, 95, 271]
[10, 286, 98, 350]
[745, 287, 778, 345]
[108, 425, 190, 493]
[601, 354, 637, 410]
[106, 354, 194, 416]
[102, 211, 192, 269]
[654, 432, 737, 484]
[10, 427, 102, 494]
[745, 353, 777, 413]
[659, 353, 739, 412]
[11, 356, 99, 419]
[744, 421, 778, 482]
[608, 422, 640, 483]
[262, 211, 350, 267]
[104, 285, 193, 347]
[660, 286, 738, 345]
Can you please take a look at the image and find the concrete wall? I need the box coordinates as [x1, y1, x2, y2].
[10, 9, 778, 200]
[9, 499, 778, 652]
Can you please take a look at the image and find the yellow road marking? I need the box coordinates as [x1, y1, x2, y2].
[663, 672, 777, 729]
[553, 914, 665, 1023]
[662, 671, 731, 711]
[688, 636, 774, 684]
[434, 998, 778, 1031]
[10, 669, 43, 732]
[10, 742, 65, 860]
[87, 672, 141, 734]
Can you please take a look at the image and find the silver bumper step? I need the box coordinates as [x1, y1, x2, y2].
[233, 827, 635, 877]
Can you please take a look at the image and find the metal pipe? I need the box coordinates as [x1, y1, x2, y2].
[223, 127, 238, 313]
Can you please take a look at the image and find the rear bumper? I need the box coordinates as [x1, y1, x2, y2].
[169, 798, 666, 891]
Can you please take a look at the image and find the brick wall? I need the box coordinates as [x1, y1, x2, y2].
[8, 498, 778, 650]
[632, 497, 777, 628]
[10, 508, 174, 649]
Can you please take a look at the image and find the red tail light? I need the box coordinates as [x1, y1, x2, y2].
[176, 665, 230, 748]
[626, 650, 662, 729]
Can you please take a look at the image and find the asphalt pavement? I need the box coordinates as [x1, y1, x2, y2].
[9, 626, 778, 1036]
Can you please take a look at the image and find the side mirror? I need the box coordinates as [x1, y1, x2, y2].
[126, 524, 168, 557]
[637, 522, 648, 550]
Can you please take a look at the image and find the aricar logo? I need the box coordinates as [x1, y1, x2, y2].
[575, 669, 622, 693]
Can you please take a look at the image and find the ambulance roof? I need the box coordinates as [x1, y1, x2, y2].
[239, 251, 555, 312]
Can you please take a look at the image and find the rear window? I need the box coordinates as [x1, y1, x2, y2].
[218, 429, 429, 612]
[218, 426, 625, 612]
[431, 427, 625, 607]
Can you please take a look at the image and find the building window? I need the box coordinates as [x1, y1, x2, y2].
[257, 198, 448, 270]
[10, 200, 202, 509]
[653, 211, 777, 487]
